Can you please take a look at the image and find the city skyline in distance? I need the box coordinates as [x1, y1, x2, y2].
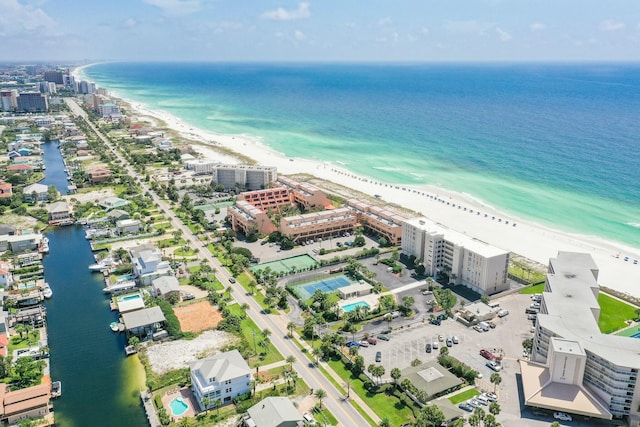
[2, 0, 640, 62]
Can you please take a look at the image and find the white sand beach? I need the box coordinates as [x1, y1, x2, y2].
[85, 72, 640, 297]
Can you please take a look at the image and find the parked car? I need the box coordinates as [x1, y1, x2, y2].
[367, 337, 378, 345]
[452, 335, 459, 344]
[497, 309, 509, 317]
[377, 334, 390, 341]
[432, 341, 439, 349]
[358, 341, 369, 347]
[480, 349, 495, 360]
[553, 412, 572, 421]
[486, 361, 501, 371]
[181, 292, 195, 301]
[483, 392, 497, 401]
[446, 338, 453, 347]
[430, 318, 441, 326]
[375, 351, 382, 362]
[346, 341, 360, 347]
[487, 321, 496, 329]
[473, 325, 484, 332]
[303, 412, 315, 424]
[421, 289, 433, 295]
[389, 311, 401, 319]
[473, 397, 488, 406]
[438, 334, 444, 342]
[476, 395, 489, 405]
[458, 403, 474, 412]
[425, 343, 432, 353]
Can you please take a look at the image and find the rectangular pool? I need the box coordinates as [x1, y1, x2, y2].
[342, 301, 370, 313]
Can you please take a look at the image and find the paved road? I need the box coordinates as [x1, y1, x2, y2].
[65, 98, 371, 427]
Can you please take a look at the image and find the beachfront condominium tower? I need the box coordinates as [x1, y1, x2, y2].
[401, 217, 509, 295]
[520, 252, 640, 426]
[16, 92, 48, 113]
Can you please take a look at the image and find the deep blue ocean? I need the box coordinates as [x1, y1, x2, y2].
[82, 62, 640, 249]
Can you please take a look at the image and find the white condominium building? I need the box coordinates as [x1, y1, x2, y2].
[520, 252, 640, 426]
[183, 162, 277, 191]
[401, 217, 509, 295]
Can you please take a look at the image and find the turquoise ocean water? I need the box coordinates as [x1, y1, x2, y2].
[82, 62, 640, 249]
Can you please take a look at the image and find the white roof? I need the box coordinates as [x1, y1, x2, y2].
[190, 349, 251, 382]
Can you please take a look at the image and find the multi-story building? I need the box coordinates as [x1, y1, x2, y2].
[277, 176, 330, 210]
[0, 90, 18, 111]
[129, 244, 172, 285]
[97, 102, 119, 117]
[280, 207, 356, 244]
[520, 252, 640, 426]
[190, 349, 252, 409]
[228, 200, 277, 236]
[43, 70, 64, 84]
[16, 92, 48, 113]
[238, 187, 291, 211]
[347, 199, 408, 245]
[401, 217, 509, 295]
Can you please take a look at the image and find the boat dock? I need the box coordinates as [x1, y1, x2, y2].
[140, 390, 161, 427]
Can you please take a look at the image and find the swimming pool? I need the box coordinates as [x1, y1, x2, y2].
[18, 283, 37, 290]
[169, 397, 189, 416]
[631, 331, 640, 339]
[342, 301, 370, 312]
[117, 275, 133, 282]
[118, 294, 141, 302]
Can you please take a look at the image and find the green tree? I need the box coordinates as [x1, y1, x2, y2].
[414, 405, 445, 427]
[201, 396, 211, 414]
[287, 321, 296, 337]
[490, 372, 502, 392]
[47, 185, 58, 202]
[379, 418, 390, 427]
[214, 398, 222, 415]
[489, 401, 501, 416]
[314, 388, 327, 409]
[390, 367, 402, 387]
[483, 413, 501, 427]
[286, 355, 296, 371]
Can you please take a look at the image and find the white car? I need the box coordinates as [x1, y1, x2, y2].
[553, 412, 572, 421]
[303, 412, 315, 424]
[486, 360, 501, 372]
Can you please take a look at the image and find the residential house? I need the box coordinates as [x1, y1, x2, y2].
[243, 397, 303, 427]
[47, 201, 72, 223]
[151, 276, 181, 300]
[87, 167, 112, 184]
[6, 164, 34, 175]
[190, 349, 252, 410]
[0, 225, 15, 235]
[121, 306, 166, 339]
[23, 183, 49, 202]
[130, 244, 172, 285]
[107, 209, 130, 222]
[152, 137, 173, 151]
[100, 197, 130, 211]
[0, 383, 51, 425]
[116, 219, 142, 235]
[0, 234, 43, 253]
[0, 182, 12, 199]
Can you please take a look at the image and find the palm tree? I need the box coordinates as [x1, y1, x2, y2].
[240, 303, 250, 316]
[213, 398, 222, 415]
[262, 328, 272, 339]
[248, 280, 257, 295]
[390, 368, 402, 388]
[490, 372, 502, 393]
[379, 419, 390, 427]
[287, 322, 296, 337]
[286, 355, 296, 371]
[225, 286, 233, 299]
[201, 397, 211, 414]
[314, 388, 327, 409]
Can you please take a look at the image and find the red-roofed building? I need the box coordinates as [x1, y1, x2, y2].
[0, 334, 8, 358]
[0, 182, 12, 198]
[6, 164, 34, 174]
[0, 383, 51, 424]
[87, 167, 112, 184]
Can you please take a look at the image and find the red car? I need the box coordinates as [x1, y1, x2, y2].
[480, 349, 495, 360]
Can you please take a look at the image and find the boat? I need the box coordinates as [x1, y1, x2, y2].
[88, 258, 113, 271]
[42, 283, 52, 299]
[125, 345, 138, 356]
[103, 280, 136, 294]
[110, 322, 119, 332]
[39, 237, 49, 253]
[51, 381, 61, 398]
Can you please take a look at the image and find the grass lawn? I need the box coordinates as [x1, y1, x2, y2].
[240, 317, 283, 367]
[519, 283, 545, 294]
[326, 358, 415, 426]
[598, 293, 639, 334]
[448, 388, 480, 404]
[225, 303, 246, 318]
[313, 407, 339, 426]
[8, 331, 40, 353]
[238, 273, 273, 313]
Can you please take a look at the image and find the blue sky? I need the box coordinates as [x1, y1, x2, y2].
[1, 0, 639, 62]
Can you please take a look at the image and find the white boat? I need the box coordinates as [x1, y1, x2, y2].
[88, 258, 113, 271]
[103, 280, 136, 294]
[42, 283, 52, 299]
[110, 322, 119, 332]
[51, 381, 61, 398]
[40, 237, 49, 253]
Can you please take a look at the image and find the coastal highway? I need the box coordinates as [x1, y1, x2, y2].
[65, 98, 373, 427]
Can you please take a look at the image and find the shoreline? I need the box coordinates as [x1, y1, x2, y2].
[75, 65, 640, 296]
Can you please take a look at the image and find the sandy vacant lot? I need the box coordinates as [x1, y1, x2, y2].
[146, 330, 237, 374]
[174, 300, 222, 333]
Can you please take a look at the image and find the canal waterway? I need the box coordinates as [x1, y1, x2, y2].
[40, 142, 147, 426]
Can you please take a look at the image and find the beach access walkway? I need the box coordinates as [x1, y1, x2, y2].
[141, 390, 161, 427]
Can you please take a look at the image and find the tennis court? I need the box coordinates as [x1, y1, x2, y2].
[250, 254, 318, 275]
[290, 274, 354, 301]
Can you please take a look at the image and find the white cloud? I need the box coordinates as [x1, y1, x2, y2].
[0, 0, 57, 36]
[294, 30, 305, 41]
[600, 19, 625, 31]
[378, 17, 392, 27]
[421, 27, 429, 35]
[261, 2, 310, 21]
[122, 18, 137, 28]
[529, 22, 545, 31]
[143, 0, 202, 17]
[496, 27, 512, 41]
